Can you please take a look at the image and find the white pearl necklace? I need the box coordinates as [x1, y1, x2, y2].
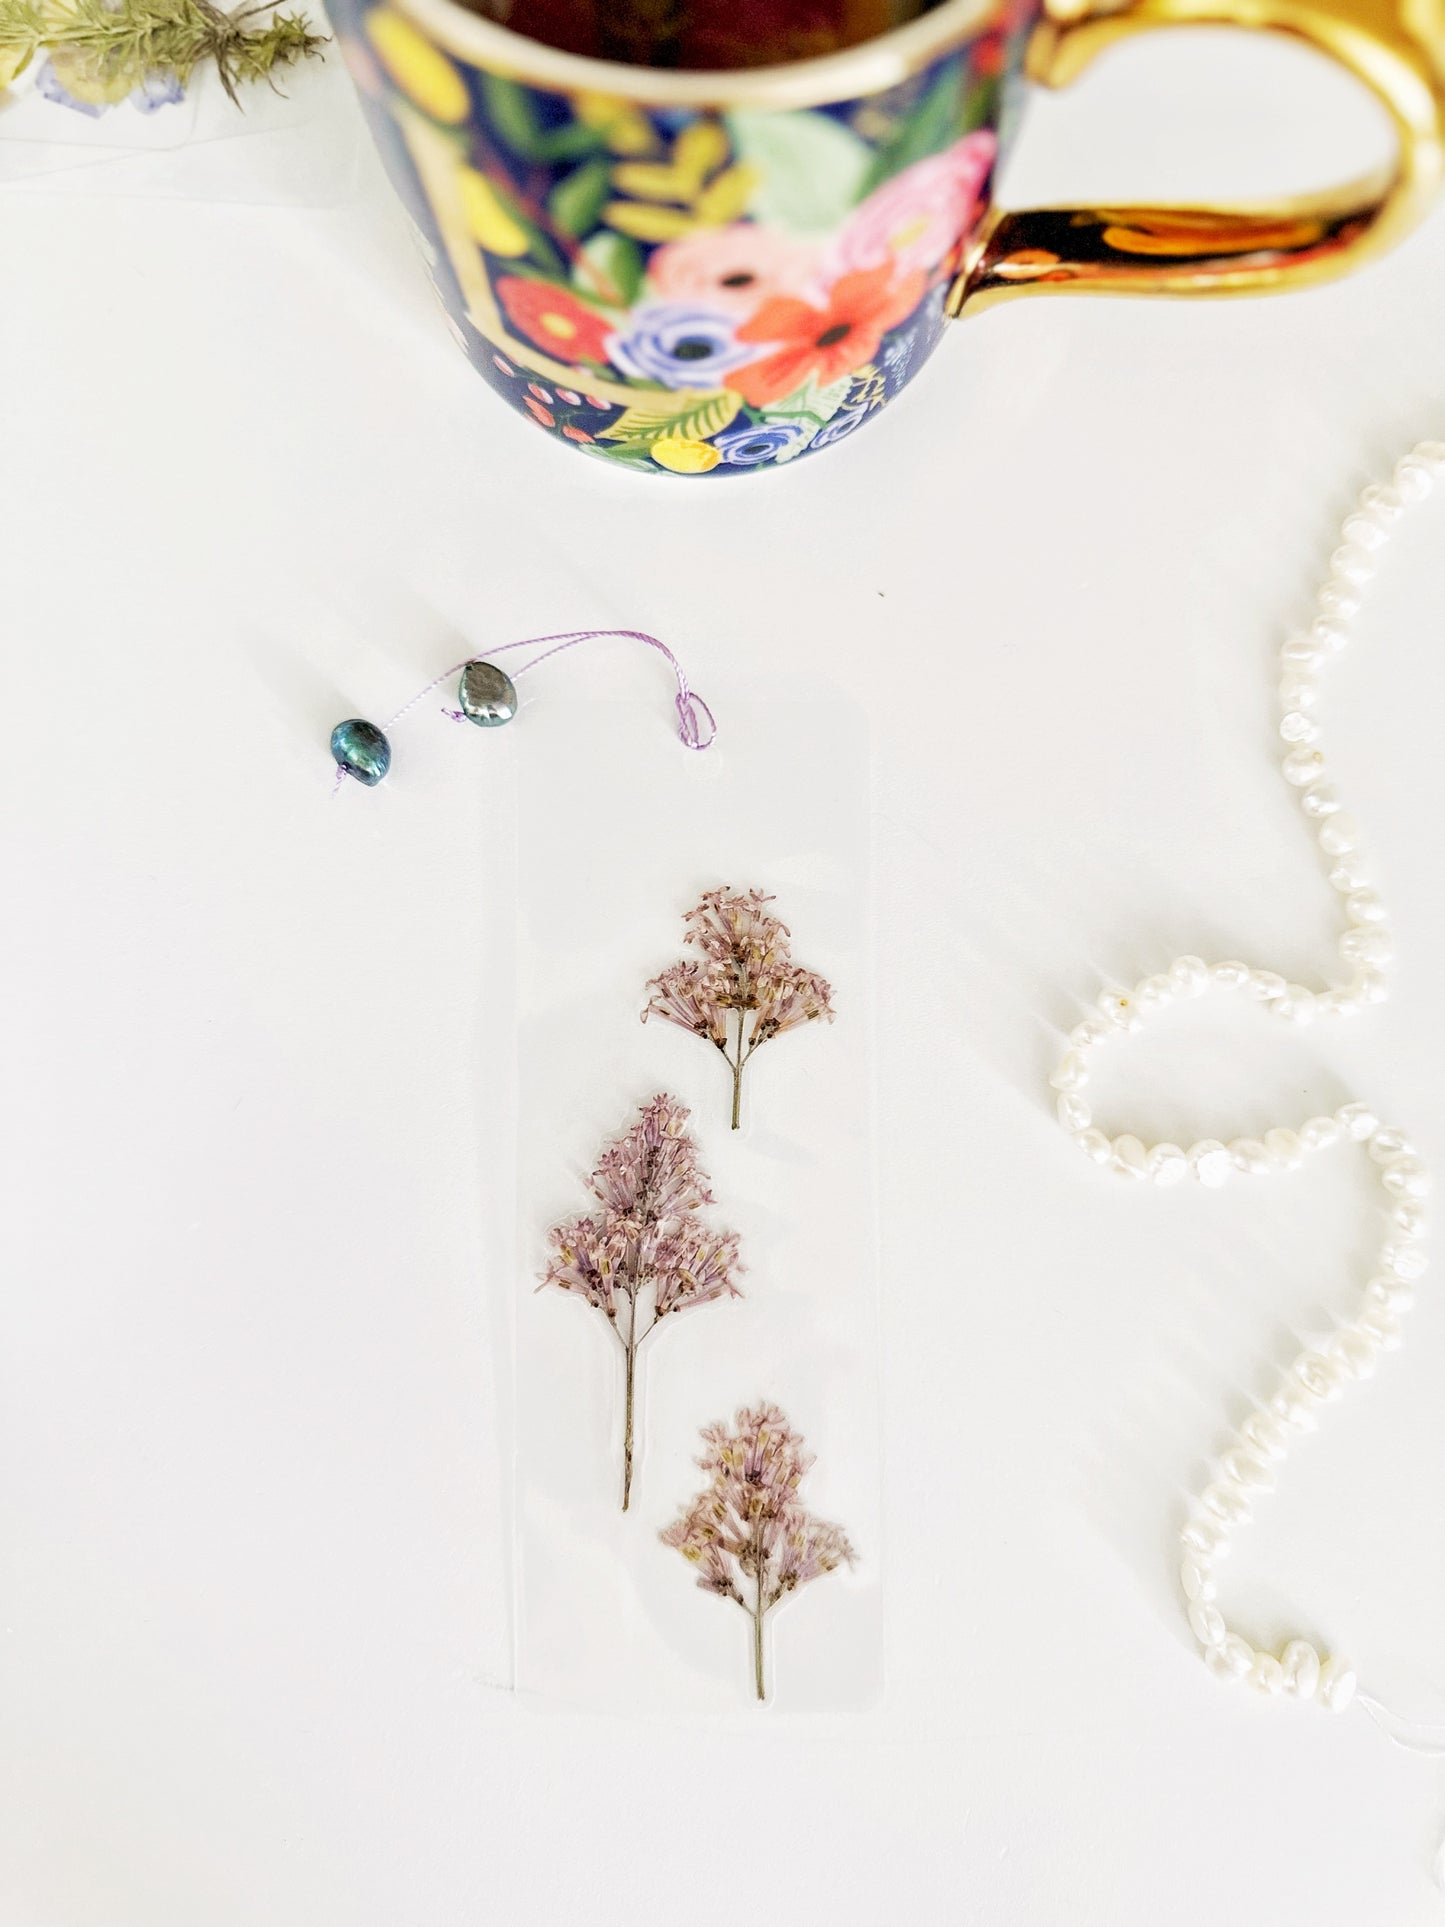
[1050, 439, 1445, 1714]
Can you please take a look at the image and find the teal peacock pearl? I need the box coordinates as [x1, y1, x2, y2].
[331, 718, 391, 785]
[458, 659, 518, 727]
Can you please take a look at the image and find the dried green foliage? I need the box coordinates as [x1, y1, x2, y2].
[0, 0, 325, 104]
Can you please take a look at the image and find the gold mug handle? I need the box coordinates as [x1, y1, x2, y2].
[950, 0, 1445, 312]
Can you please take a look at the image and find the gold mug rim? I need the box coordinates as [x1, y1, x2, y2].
[383, 0, 1000, 110]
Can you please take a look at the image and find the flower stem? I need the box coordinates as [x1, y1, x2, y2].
[730, 1009, 745, 1131]
[622, 1329, 636, 1512]
[753, 1566, 766, 1701]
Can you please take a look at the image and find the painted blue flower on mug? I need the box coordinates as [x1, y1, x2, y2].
[812, 406, 869, 448]
[607, 304, 759, 390]
[714, 420, 812, 466]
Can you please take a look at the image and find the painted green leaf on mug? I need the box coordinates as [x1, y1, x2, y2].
[483, 74, 606, 162]
[857, 62, 965, 196]
[760, 373, 851, 427]
[550, 158, 612, 238]
[575, 229, 644, 306]
[600, 389, 741, 447]
[724, 108, 870, 235]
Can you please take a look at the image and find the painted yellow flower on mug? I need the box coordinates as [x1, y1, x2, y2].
[651, 437, 722, 474]
[365, 9, 469, 124]
[459, 167, 529, 256]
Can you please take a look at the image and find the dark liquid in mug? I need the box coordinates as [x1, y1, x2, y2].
[473, 0, 943, 70]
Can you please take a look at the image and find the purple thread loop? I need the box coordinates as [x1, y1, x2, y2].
[386, 628, 716, 750]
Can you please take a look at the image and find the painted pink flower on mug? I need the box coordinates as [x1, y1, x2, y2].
[646, 223, 823, 316]
[827, 130, 998, 281]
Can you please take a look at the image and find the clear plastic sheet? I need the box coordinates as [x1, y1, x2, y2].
[0, 43, 363, 201]
[512, 687, 881, 1712]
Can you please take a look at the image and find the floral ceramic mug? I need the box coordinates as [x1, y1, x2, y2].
[333, 0, 1445, 475]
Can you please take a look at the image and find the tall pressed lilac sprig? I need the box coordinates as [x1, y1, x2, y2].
[661, 1403, 855, 1701]
[539, 1093, 742, 1511]
[643, 888, 836, 1130]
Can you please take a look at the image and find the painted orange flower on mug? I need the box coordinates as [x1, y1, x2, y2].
[726, 263, 926, 407]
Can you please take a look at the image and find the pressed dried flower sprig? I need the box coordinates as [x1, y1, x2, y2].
[662, 1402, 854, 1701]
[643, 888, 835, 1130]
[0, 0, 325, 110]
[539, 1093, 742, 1511]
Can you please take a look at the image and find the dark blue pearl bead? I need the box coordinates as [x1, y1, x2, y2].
[331, 718, 391, 786]
[458, 660, 518, 727]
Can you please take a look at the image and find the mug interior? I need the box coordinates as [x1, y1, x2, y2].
[493, 0, 949, 74]
[386, 0, 997, 108]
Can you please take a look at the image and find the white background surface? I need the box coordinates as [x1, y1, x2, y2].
[4, 17, 1445, 1924]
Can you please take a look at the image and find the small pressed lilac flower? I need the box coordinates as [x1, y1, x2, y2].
[538, 1094, 742, 1510]
[643, 887, 835, 1129]
[661, 1403, 855, 1701]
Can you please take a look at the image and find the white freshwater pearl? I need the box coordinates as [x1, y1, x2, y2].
[1190, 1141, 1233, 1188]
[1330, 544, 1376, 583]
[1327, 855, 1372, 891]
[1097, 989, 1142, 1031]
[1369, 1127, 1413, 1162]
[1336, 1102, 1380, 1140]
[1147, 1143, 1188, 1187]
[1381, 1156, 1430, 1199]
[1070, 1018, 1110, 1050]
[1136, 974, 1175, 1007]
[1360, 482, 1403, 519]
[1222, 1447, 1274, 1491]
[1316, 990, 1361, 1018]
[1358, 1305, 1403, 1349]
[1271, 1386, 1319, 1433]
[1391, 1200, 1429, 1237]
[1354, 967, 1390, 1005]
[1311, 617, 1349, 654]
[1394, 455, 1434, 500]
[1215, 1634, 1254, 1679]
[1318, 1657, 1357, 1712]
[1300, 784, 1342, 820]
[1057, 1092, 1092, 1132]
[1281, 1640, 1321, 1700]
[1282, 747, 1327, 786]
[1274, 988, 1317, 1025]
[1201, 1480, 1251, 1524]
[1050, 1051, 1088, 1092]
[1181, 1513, 1230, 1557]
[1319, 813, 1362, 855]
[1379, 1240, 1427, 1280]
[1293, 1351, 1346, 1402]
[1264, 1128, 1304, 1171]
[1279, 674, 1318, 709]
[1240, 1410, 1289, 1461]
[1316, 581, 1361, 618]
[1250, 1653, 1285, 1696]
[1365, 1276, 1414, 1312]
[1330, 1327, 1380, 1378]
[1415, 440, 1445, 469]
[1246, 970, 1287, 1002]
[1230, 1138, 1271, 1175]
[1280, 632, 1325, 666]
[1209, 960, 1252, 987]
[1180, 1558, 1215, 1601]
[1346, 890, 1386, 925]
[1341, 511, 1389, 551]
[1075, 1127, 1113, 1166]
[1111, 1134, 1150, 1180]
[1340, 926, 1395, 966]
[1300, 1115, 1341, 1151]
[1189, 1600, 1226, 1646]
[1169, 956, 1209, 996]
